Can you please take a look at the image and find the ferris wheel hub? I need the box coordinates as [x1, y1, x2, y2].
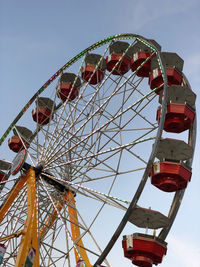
[34, 163, 44, 176]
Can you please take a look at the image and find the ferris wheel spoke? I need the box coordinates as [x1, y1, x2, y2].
[99, 126, 157, 165]
[36, 93, 57, 162]
[105, 148, 124, 210]
[73, 209, 111, 267]
[41, 57, 87, 160]
[45, 130, 156, 176]
[44, 84, 101, 163]
[79, 78, 125, 124]
[0, 194, 27, 266]
[0, 178, 21, 196]
[72, 103, 155, 171]
[42, 172, 129, 211]
[0, 187, 26, 239]
[70, 133, 107, 178]
[42, 243, 58, 267]
[92, 123, 153, 167]
[39, 245, 48, 267]
[69, 134, 151, 185]
[63, 191, 109, 263]
[39, 177, 90, 264]
[40, 222, 72, 262]
[44, 86, 156, 170]
[87, 93, 155, 157]
[90, 93, 157, 164]
[106, 70, 144, 100]
[0, 176, 27, 226]
[42, 241, 72, 267]
[44, 43, 112, 161]
[78, 167, 145, 183]
[35, 96, 41, 161]
[31, 125, 66, 157]
[4, 245, 19, 266]
[41, 182, 123, 226]
[13, 126, 36, 166]
[38, 204, 86, 239]
[72, 149, 120, 183]
[40, 243, 56, 267]
[130, 99, 157, 128]
[68, 70, 132, 141]
[78, 189, 127, 210]
[41, 240, 70, 259]
[44, 62, 138, 165]
[70, 76, 138, 163]
[4, 215, 24, 263]
[56, 124, 155, 179]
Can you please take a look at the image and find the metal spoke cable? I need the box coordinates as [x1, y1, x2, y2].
[37, 92, 57, 163]
[44, 43, 137, 164]
[42, 172, 131, 206]
[44, 86, 158, 169]
[44, 134, 155, 172]
[72, 92, 157, 175]
[43, 42, 112, 160]
[39, 177, 86, 264]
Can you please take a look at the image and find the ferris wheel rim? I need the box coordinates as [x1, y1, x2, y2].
[0, 33, 162, 147]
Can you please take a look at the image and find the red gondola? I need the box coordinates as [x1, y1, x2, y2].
[151, 161, 192, 192]
[81, 54, 106, 85]
[149, 52, 184, 94]
[57, 73, 81, 101]
[131, 52, 152, 77]
[8, 126, 32, 153]
[157, 103, 195, 133]
[106, 41, 132, 75]
[130, 39, 161, 77]
[82, 65, 104, 85]
[32, 107, 51, 125]
[106, 54, 130, 75]
[32, 97, 54, 125]
[149, 68, 183, 94]
[8, 136, 27, 153]
[0, 171, 7, 183]
[122, 233, 167, 267]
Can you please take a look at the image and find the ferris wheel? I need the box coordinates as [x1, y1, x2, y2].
[0, 34, 196, 267]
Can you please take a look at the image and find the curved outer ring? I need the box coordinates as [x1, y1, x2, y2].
[0, 33, 163, 145]
[158, 74, 197, 241]
[94, 39, 168, 266]
[0, 34, 195, 266]
[94, 55, 196, 266]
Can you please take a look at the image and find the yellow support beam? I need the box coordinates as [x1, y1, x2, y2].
[15, 167, 39, 267]
[0, 175, 27, 224]
[40, 191, 92, 266]
[0, 231, 23, 242]
[65, 191, 92, 267]
[0, 170, 92, 266]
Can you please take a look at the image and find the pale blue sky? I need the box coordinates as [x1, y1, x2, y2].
[0, 1, 200, 266]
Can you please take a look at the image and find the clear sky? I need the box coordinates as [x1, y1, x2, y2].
[0, 1, 200, 266]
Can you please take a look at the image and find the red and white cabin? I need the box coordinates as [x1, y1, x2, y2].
[122, 233, 167, 267]
[32, 97, 54, 125]
[106, 41, 132, 75]
[81, 54, 106, 85]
